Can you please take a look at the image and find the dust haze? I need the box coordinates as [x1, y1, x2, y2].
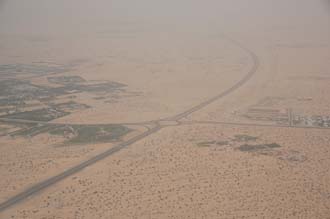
[0, 0, 5, 11]
[0, 0, 330, 218]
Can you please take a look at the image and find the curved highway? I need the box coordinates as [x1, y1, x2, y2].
[0, 35, 259, 212]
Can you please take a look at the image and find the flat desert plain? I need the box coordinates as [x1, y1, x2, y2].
[0, 0, 329, 218]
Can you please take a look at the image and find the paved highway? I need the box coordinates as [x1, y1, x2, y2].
[0, 35, 260, 212]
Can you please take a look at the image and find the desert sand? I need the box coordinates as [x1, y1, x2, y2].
[0, 0, 329, 218]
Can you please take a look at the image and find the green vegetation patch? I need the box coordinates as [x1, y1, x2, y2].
[216, 141, 229, 146]
[0, 98, 24, 107]
[0, 79, 44, 97]
[70, 125, 131, 144]
[2, 108, 70, 122]
[233, 134, 258, 142]
[48, 76, 86, 85]
[72, 81, 126, 93]
[52, 101, 90, 111]
[0, 64, 70, 76]
[0, 126, 9, 134]
[9, 122, 131, 145]
[93, 96, 107, 100]
[197, 141, 216, 147]
[0, 77, 128, 119]
[196, 140, 229, 147]
[50, 124, 131, 145]
[238, 143, 281, 152]
[11, 124, 57, 137]
[0, 79, 68, 104]
[293, 115, 330, 128]
[47, 81, 127, 96]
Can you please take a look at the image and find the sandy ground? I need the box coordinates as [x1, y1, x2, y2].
[0, 125, 146, 203]
[1, 124, 330, 218]
[186, 32, 330, 123]
[1, 32, 251, 124]
[0, 0, 330, 218]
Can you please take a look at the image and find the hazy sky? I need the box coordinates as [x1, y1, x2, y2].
[0, 0, 328, 36]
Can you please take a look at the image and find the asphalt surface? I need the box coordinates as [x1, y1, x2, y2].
[0, 35, 259, 212]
